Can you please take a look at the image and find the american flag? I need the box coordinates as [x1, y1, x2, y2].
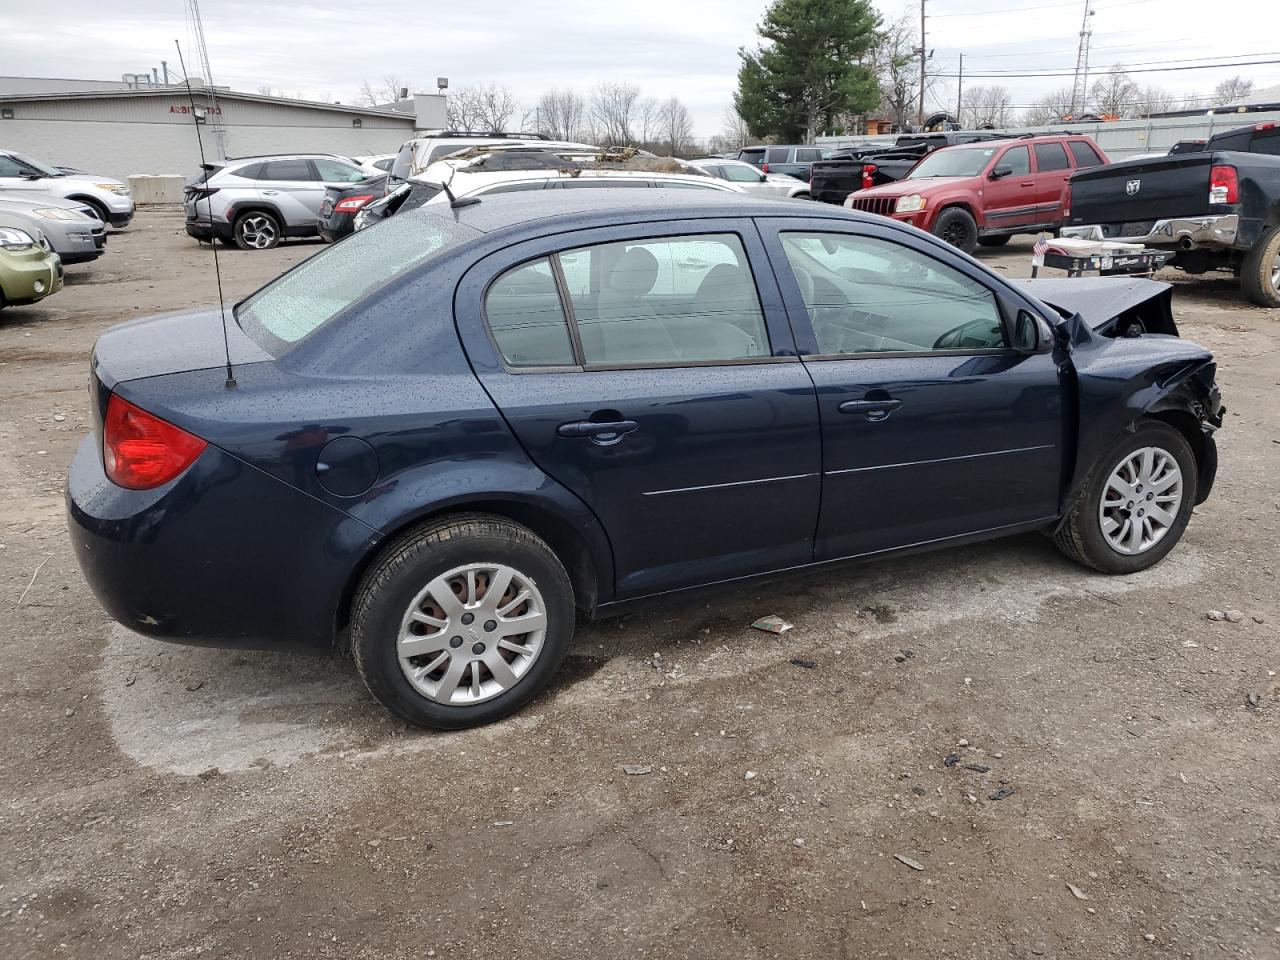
[1033, 234, 1050, 258]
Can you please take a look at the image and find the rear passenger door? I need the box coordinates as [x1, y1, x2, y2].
[256, 159, 325, 228]
[1032, 141, 1074, 222]
[454, 220, 822, 599]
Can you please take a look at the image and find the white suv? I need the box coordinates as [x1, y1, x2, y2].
[0, 149, 135, 227]
[184, 154, 369, 250]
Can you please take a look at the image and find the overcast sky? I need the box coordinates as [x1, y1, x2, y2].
[1, 0, 1276, 137]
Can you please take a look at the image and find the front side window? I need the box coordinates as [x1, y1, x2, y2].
[484, 258, 576, 366]
[721, 164, 762, 183]
[314, 158, 366, 183]
[1034, 142, 1071, 172]
[780, 232, 1006, 354]
[237, 214, 461, 353]
[261, 159, 315, 181]
[1002, 146, 1031, 176]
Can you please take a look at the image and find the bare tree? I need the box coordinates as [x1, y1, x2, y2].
[1131, 85, 1177, 117]
[355, 74, 412, 107]
[709, 106, 753, 153]
[1020, 87, 1074, 126]
[657, 97, 695, 156]
[590, 82, 641, 146]
[1089, 66, 1139, 117]
[1212, 76, 1255, 105]
[474, 84, 520, 131]
[873, 13, 923, 130]
[635, 97, 660, 151]
[536, 88, 587, 141]
[445, 86, 487, 131]
[961, 86, 1013, 129]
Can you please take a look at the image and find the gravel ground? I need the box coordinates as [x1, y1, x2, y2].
[1, 208, 1277, 960]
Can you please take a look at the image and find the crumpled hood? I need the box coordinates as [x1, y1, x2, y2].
[1016, 276, 1177, 335]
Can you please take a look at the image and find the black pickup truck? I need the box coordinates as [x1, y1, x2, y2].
[809, 131, 1010, 205]
[1064, 121, 1280, 307]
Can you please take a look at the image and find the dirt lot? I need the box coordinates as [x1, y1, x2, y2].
[1, 208, 1278, 960]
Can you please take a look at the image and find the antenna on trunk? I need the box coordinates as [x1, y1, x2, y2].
[174, 39, 236, 390]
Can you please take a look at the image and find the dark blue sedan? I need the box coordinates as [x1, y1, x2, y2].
[66, 192, 1223, 729]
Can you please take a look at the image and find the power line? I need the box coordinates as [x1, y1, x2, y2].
[931, 56, 1280, 78]
[930, 0, 1157, 17]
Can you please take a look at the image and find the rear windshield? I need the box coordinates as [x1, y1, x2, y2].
[908, 147, 998, 179]
[236, 214, 468, 354]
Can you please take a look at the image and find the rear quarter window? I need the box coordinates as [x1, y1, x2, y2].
[1067, 141, 1104, 168]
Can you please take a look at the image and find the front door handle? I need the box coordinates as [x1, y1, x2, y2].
[261, 190, 280, 196]
[1020, 180, 1035, 187]
[557, 419, 639, 444]
[838, 399, 902, 422]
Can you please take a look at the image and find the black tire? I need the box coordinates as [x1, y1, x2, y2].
[75, 198, 110, 225]
[216, 235, 238, 248]
[232, 210, 281, 251]
[793, 191, 812, 200]
[932, 207, 979, 254]
[351, 513, 575, 730]
[977, 234, 1011, 248]
[1240, 225, 1280, 308]
[1054, 420, 1198, 574]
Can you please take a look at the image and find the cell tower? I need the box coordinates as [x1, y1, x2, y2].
[186, 0, 226, 160]
[1069, 0, 1096, 116]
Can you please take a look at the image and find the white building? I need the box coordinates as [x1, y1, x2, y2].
[0, 77, 448, 181]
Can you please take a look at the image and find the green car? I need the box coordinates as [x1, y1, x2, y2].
[0, 211, 63, 309]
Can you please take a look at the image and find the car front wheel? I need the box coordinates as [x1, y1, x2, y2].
[233, 211, 281, 250]
[1054, 420, 1197, 574]
[352, 514, 575, 729]
[932, 207, 978, 254]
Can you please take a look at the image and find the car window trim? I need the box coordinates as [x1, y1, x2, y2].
[478, 227, 784, 374]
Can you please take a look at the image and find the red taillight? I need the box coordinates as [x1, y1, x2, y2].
[861, 163, 878, 191]
[103, 394, 206, 490]
[334, 194, 375, 214]
[1255, 121, 1276, 131]
[761, 162, 769, 173]
[1209, 165, 1238, 205]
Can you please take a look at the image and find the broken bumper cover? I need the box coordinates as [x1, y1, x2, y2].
[1062, 214, 1239, 248]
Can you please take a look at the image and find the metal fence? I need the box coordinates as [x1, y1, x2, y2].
[816, 109, 1280, 159]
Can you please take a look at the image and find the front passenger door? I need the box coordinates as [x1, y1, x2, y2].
[256, 158, 326, 228]
[760, 221, 1065, 561]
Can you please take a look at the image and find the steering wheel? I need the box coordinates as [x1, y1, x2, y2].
[933, 317, 1003, 350]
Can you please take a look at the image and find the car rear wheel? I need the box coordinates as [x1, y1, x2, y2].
[1240, 225, 1280, 308]
[977, 234, 1011, 247]
[932, 207, 978, 254]
[1054, 420, 1197, 574]
[352, 514, 575, 730]
[233, 211, 281, 251]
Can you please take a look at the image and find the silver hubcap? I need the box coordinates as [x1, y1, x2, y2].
[240, 216, 276, 249]
[397, 563, 547, 705]
[1270, 250, 1280, 295]
[1098, 446, 1183, 556]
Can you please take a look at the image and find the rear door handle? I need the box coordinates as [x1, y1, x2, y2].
[557, 420, 639, 443]
[838, 399, 902, 422]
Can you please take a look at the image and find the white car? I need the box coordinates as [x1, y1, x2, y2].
[689, 158, 811, 200]
[0, 149, 135, 227]
[355, 158, 744, 230]
[351, 154, 396, 177]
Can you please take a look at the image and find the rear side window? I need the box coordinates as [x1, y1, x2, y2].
[1252, 128, 1280, 156]
[766, 148, 790, 164]
[236, 215, 461, 353]
[314, 158, 366, 183]
[739, 148, 765, 166]
[1067, 141, 1104, 168]
[795, 148, 822, 163]
[260, 159, 315, 181]
[1034, 143, 1070, 172]
[485, 259, 576, 366]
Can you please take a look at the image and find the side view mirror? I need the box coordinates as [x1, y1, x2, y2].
[990, 165, 1013, 180]
[1012, 310, 1042, 352]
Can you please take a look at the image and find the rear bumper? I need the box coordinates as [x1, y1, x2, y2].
[66, 435, 381, 651]
[184, 218, 232, 242]
[1062, 214, 1239, 249]
[317, 212, 356, 243]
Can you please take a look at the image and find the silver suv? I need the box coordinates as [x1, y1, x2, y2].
[184, 154, 368, 250]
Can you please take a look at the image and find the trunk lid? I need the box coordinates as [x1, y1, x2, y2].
[1068, 153, 1215, 228]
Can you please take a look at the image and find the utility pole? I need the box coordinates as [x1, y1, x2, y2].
[1069, 0, 1096, 116]
[917, 0, 927, 128]
[956, 52, 964, 127]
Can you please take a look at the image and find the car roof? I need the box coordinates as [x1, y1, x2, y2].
[405, 188, 868, 236]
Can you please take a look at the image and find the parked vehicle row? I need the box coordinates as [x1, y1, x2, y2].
[810, 131, 1013, 205]
[67, 189, 1224, 730]
[0, 146, 130, 310]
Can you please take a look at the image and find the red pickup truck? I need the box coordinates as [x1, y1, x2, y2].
[845, 134, 1109, 254]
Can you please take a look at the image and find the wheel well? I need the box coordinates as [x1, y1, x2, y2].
[228, 204, 282, 227]
[66, 195, 107, 216]
[936, 201, 977, 222]
[335, 502, 601, 638]
[1144, 410, 1213, 501]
